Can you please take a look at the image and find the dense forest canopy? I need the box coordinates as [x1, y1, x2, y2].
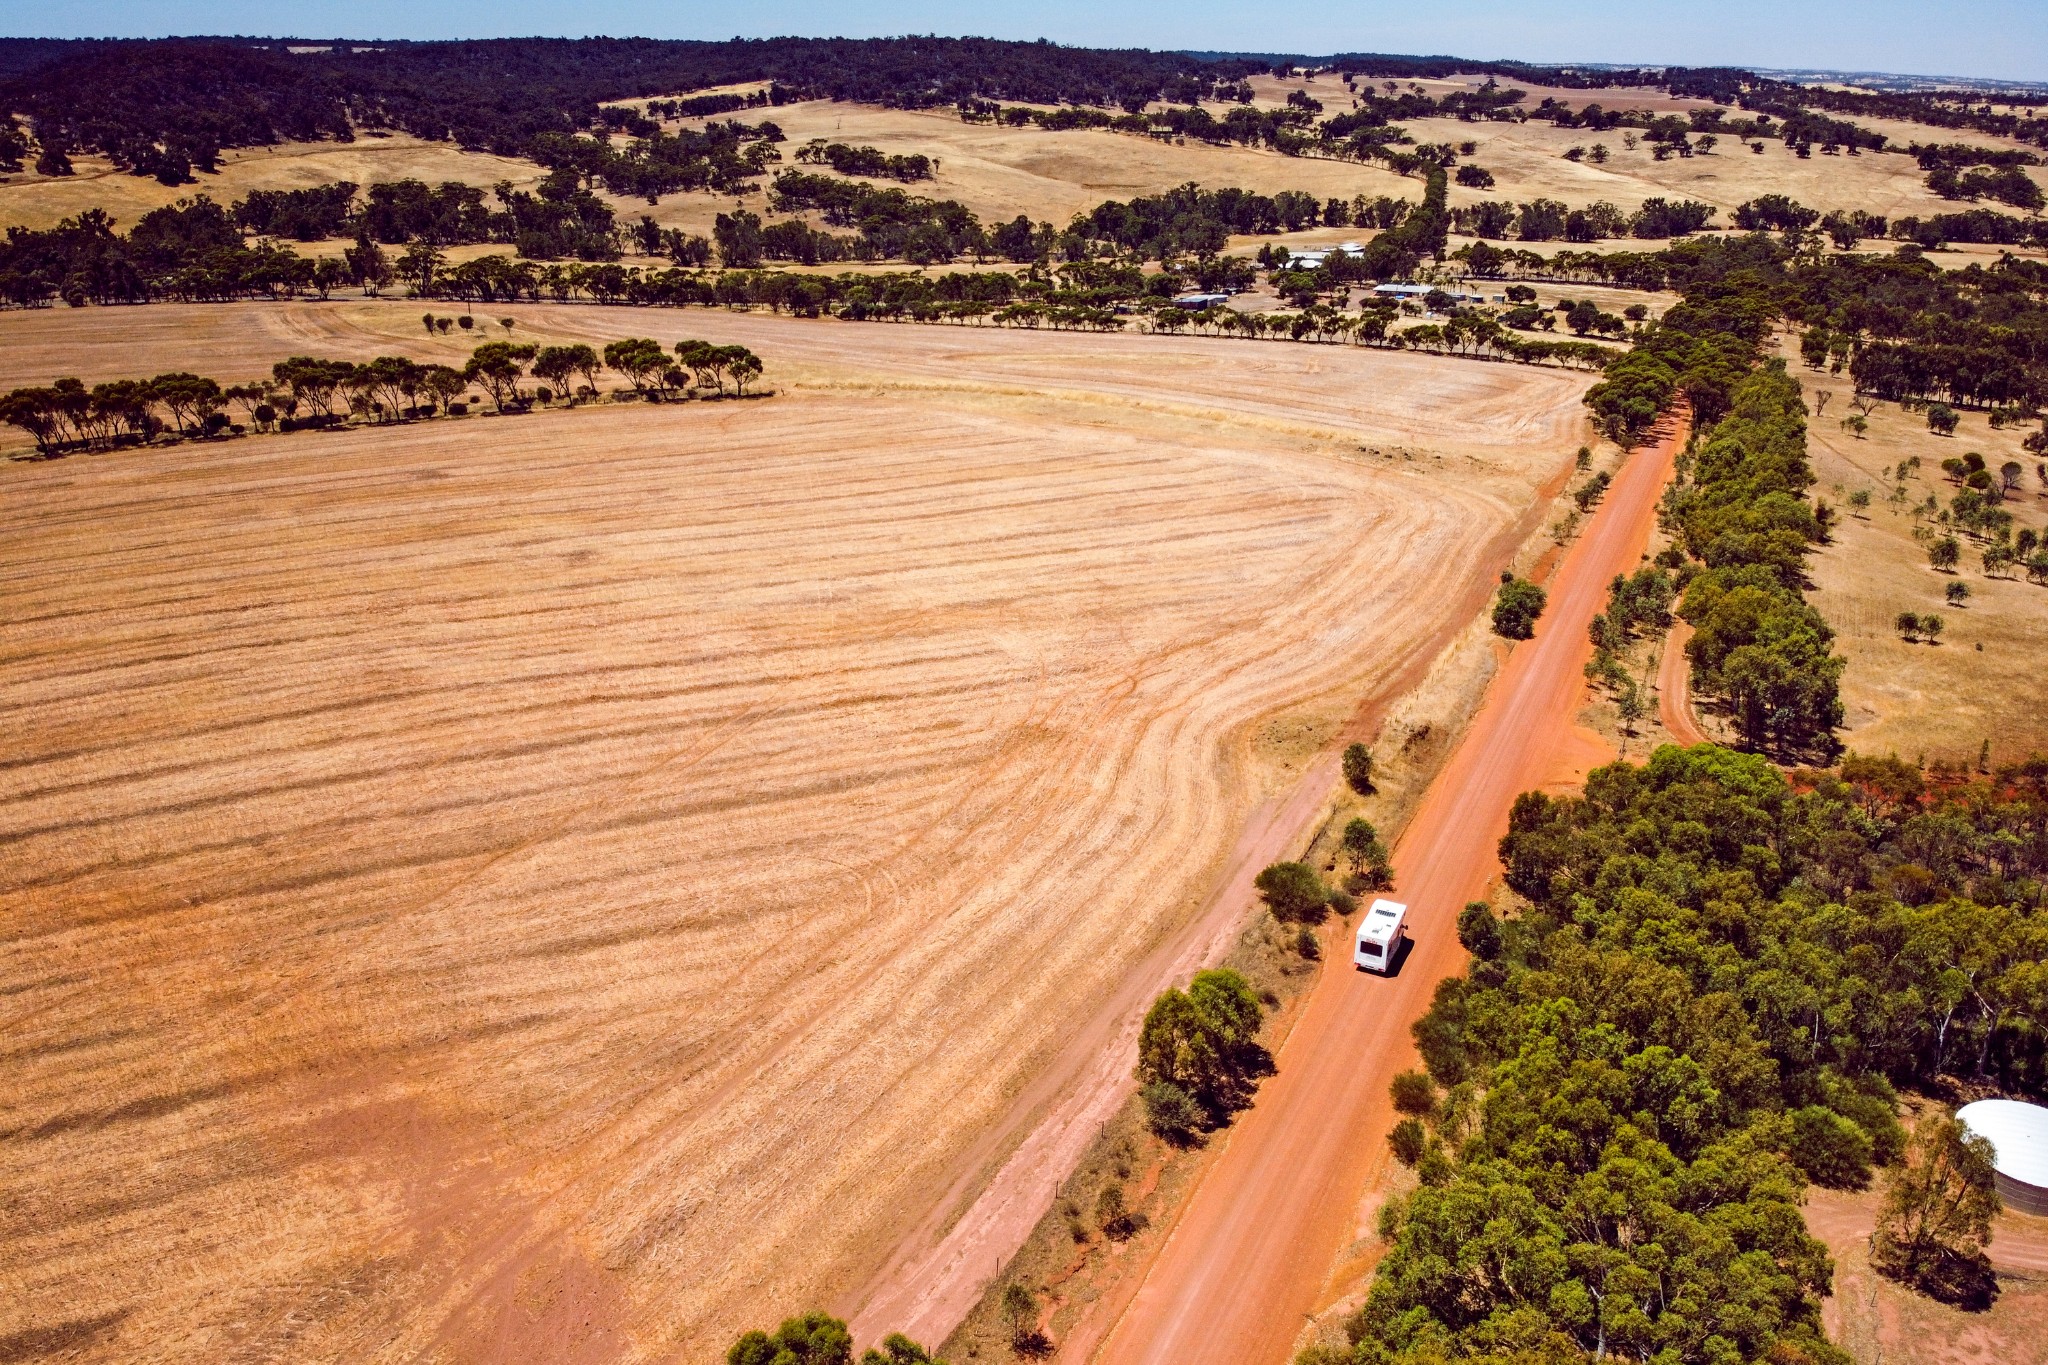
[1355, 744, 2047, 1364]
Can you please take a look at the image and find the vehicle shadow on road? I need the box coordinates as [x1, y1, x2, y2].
[1354, 936, 1416, 977]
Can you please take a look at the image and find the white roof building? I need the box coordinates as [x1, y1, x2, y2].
[1278, 243, 1365, 268]
[1958, 1098, 2048, 1215]
[1369, 283, 1488, 306]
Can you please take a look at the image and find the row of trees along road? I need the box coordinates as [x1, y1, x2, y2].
[726, 1312, 947, 1365]
[1578, 234, 1845, 761]
[1340, 230, 2048, 1361]
[0, 337, 765, 455]
[1130, 748, 1397, 1142]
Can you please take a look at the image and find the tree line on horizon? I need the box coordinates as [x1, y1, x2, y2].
[0, 333, 765, 455]
[0, 37, 1270, 182]
[6, 32, 2042, 224]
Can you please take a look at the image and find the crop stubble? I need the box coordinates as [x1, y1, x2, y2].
[0, 305, 1589, 1361]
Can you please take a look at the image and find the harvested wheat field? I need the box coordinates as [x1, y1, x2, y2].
[10, 85, 2035, 271]
[1247, 71, 2045, 223]
[1788, 340, 2048, 763]
[0, 303, 1591, 1362]
[0, 134, 552, 233]
[614, 98, 1421, 244]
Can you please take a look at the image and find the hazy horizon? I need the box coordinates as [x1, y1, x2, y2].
[5, 1, 2044, 86]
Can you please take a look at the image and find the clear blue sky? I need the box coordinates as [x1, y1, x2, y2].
[10, 1, 2045, 84]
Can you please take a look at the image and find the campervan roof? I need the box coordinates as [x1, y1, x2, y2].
[1359, 899, 1404, 944]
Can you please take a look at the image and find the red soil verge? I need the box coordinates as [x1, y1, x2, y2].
[1092, 411, 1689, 1365]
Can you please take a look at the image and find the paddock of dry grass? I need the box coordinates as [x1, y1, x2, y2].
[1792, 340, 2048, 764]
[0, 300, 1593, 1362]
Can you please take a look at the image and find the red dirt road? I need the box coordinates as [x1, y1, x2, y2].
[850, 470, 1569, 1354]
[1095, 413, 1687, 1365]
[1657, 619, 1711, 746]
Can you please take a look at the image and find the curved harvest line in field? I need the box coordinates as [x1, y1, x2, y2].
[0, 305, 1590, 1362]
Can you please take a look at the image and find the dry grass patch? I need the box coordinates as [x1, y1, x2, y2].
[632, 98, 1418, 242]
[1413, 115, 2009, 222]
[0, 134, 551, 232]
[1253, 72, 2045, 222]
[1793, 341, 2048, 763]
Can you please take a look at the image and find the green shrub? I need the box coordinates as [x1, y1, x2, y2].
[1389, 1070, 1436, 1115]
[1783, 1105, 1876, 1189]
[1256, 861, 1329, 924]
[1491, 576, 1548, 639]
[1454, 901, 1502, 960]
[1341, 742, 1375, 794]
[1388, 1117, 1427, 1166]
[728, 1311, 853, 1365]
[1140, 1081, 1202, 1139]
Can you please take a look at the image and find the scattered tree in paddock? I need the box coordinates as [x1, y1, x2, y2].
[1873, 1113, 2002, 1310]
[1341, 742, 1375, 794]
[1491, 574, 1547, 639]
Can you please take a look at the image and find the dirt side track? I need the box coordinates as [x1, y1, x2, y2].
[0, 306, 1591, 1363]
[1094, 414, 1686, 1365]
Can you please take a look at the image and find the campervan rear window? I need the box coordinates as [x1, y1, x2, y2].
[1360, 942, 1382, 957]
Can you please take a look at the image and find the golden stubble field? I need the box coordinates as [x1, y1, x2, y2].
[1792, 342, 2048, 762]
[0, 134, 552, 233]
[595, 92, 2040, 244]
[1245, 72, 2046, 223]
[0, 301, 1593, 1362]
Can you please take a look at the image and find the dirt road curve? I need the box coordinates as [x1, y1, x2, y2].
[1095, 413, 1687, 1365]
[1657, 620, 1710, 745]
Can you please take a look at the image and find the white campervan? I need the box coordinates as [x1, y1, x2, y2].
[1353, 899, 1408, 974]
